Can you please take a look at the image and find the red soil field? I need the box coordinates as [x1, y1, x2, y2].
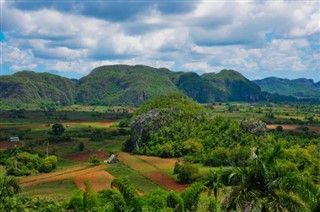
[63, 150, 109, 162]
[20, 165, 108, 188]
[74, 170, 115, 191]
[267, 124, 298, 130]
[0, 142, 23, 150]
[145, 171, 188, 192]
[267, 124, 320, 133]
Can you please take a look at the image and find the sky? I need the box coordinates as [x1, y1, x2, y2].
[1, 0, 320, 81]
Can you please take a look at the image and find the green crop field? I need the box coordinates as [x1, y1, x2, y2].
[21, 179, 78, 202]
[106, 162, 159, 194]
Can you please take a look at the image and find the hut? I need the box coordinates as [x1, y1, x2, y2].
[9, 137, 20, 142]
[105, 154, 117, 164]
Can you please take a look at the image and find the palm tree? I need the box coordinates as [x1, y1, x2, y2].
[203, 170, 225, 200]
[0, 176, 21, 203]
[222, 144, 319, 212]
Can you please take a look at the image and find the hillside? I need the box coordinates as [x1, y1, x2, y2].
[76, 65, 180, 105]
[202, 69, 263, 101]
[0, 71, 76, 104]
[254, 77, 320, 100]
[0, 65, 309, 106]
[76, 65, 267, 105]
[170, 72, 228, 103]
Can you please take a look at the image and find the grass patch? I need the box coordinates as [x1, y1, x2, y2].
[57, 158, 82, 169]
[0, 165, 6, 177]
[106, 162, 159, 194]
[21, 179, 78, 202]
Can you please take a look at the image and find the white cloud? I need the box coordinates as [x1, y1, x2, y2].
[183, 62, 215, 72]
[1, 0, 319, 79]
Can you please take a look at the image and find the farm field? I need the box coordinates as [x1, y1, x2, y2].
[74, 170, 115, 191]
[106, 162, 159, 194]
[117, 152, 188, 192]
[21, 179, 78, 202]
[1, 102, 320, 210]
[20, 164, 109, 187]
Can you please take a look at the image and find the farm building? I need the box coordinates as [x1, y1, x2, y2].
[9, 137, 20, 142]
[105, 154, 117, 163]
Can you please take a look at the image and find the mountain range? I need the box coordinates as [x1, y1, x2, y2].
[254, 77, 320, 100]
[0, 65, 318, 106]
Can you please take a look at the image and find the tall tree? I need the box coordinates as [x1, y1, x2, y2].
[51, 123, 65, 136]
[203, 170, 225, 200]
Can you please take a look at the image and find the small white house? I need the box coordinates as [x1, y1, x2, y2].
[105, 154, 117, 164]
[9, 137, 20, 142]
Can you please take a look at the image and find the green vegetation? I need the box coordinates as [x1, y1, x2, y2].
[0, 71, 75, 105]
[0, 90, 319, 211]
[255, 77, 320, 100]
[21, 179, 77, 202]
[76, 65, 180, 105]
[2, 64, 315, 108]
[0, 148, 57, 176]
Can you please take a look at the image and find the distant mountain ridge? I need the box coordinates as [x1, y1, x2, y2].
[254, 77, 320, 100]
[0, 65, 316, 106]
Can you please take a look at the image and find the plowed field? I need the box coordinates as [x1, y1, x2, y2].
[74, 170, 115, 191]
[19, 164, 112, 191]
[145, 171, 188, 192]
[63, 150, 108, 162]
[0, 142, 23, 150]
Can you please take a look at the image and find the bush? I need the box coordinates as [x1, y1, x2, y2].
[203, 147, 231, 166]
[174, 161, 200, 183]
[88, 155, 100, 166]
[40, 156, 58, 172]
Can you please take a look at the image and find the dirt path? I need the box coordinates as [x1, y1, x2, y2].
[20, 165, 109, 188]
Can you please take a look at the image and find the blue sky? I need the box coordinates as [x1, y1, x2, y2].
[1, 0, 319, 81]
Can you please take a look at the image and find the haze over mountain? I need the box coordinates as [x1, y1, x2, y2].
[254, 77, 320, 100]
[0, 65, 317, 106]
